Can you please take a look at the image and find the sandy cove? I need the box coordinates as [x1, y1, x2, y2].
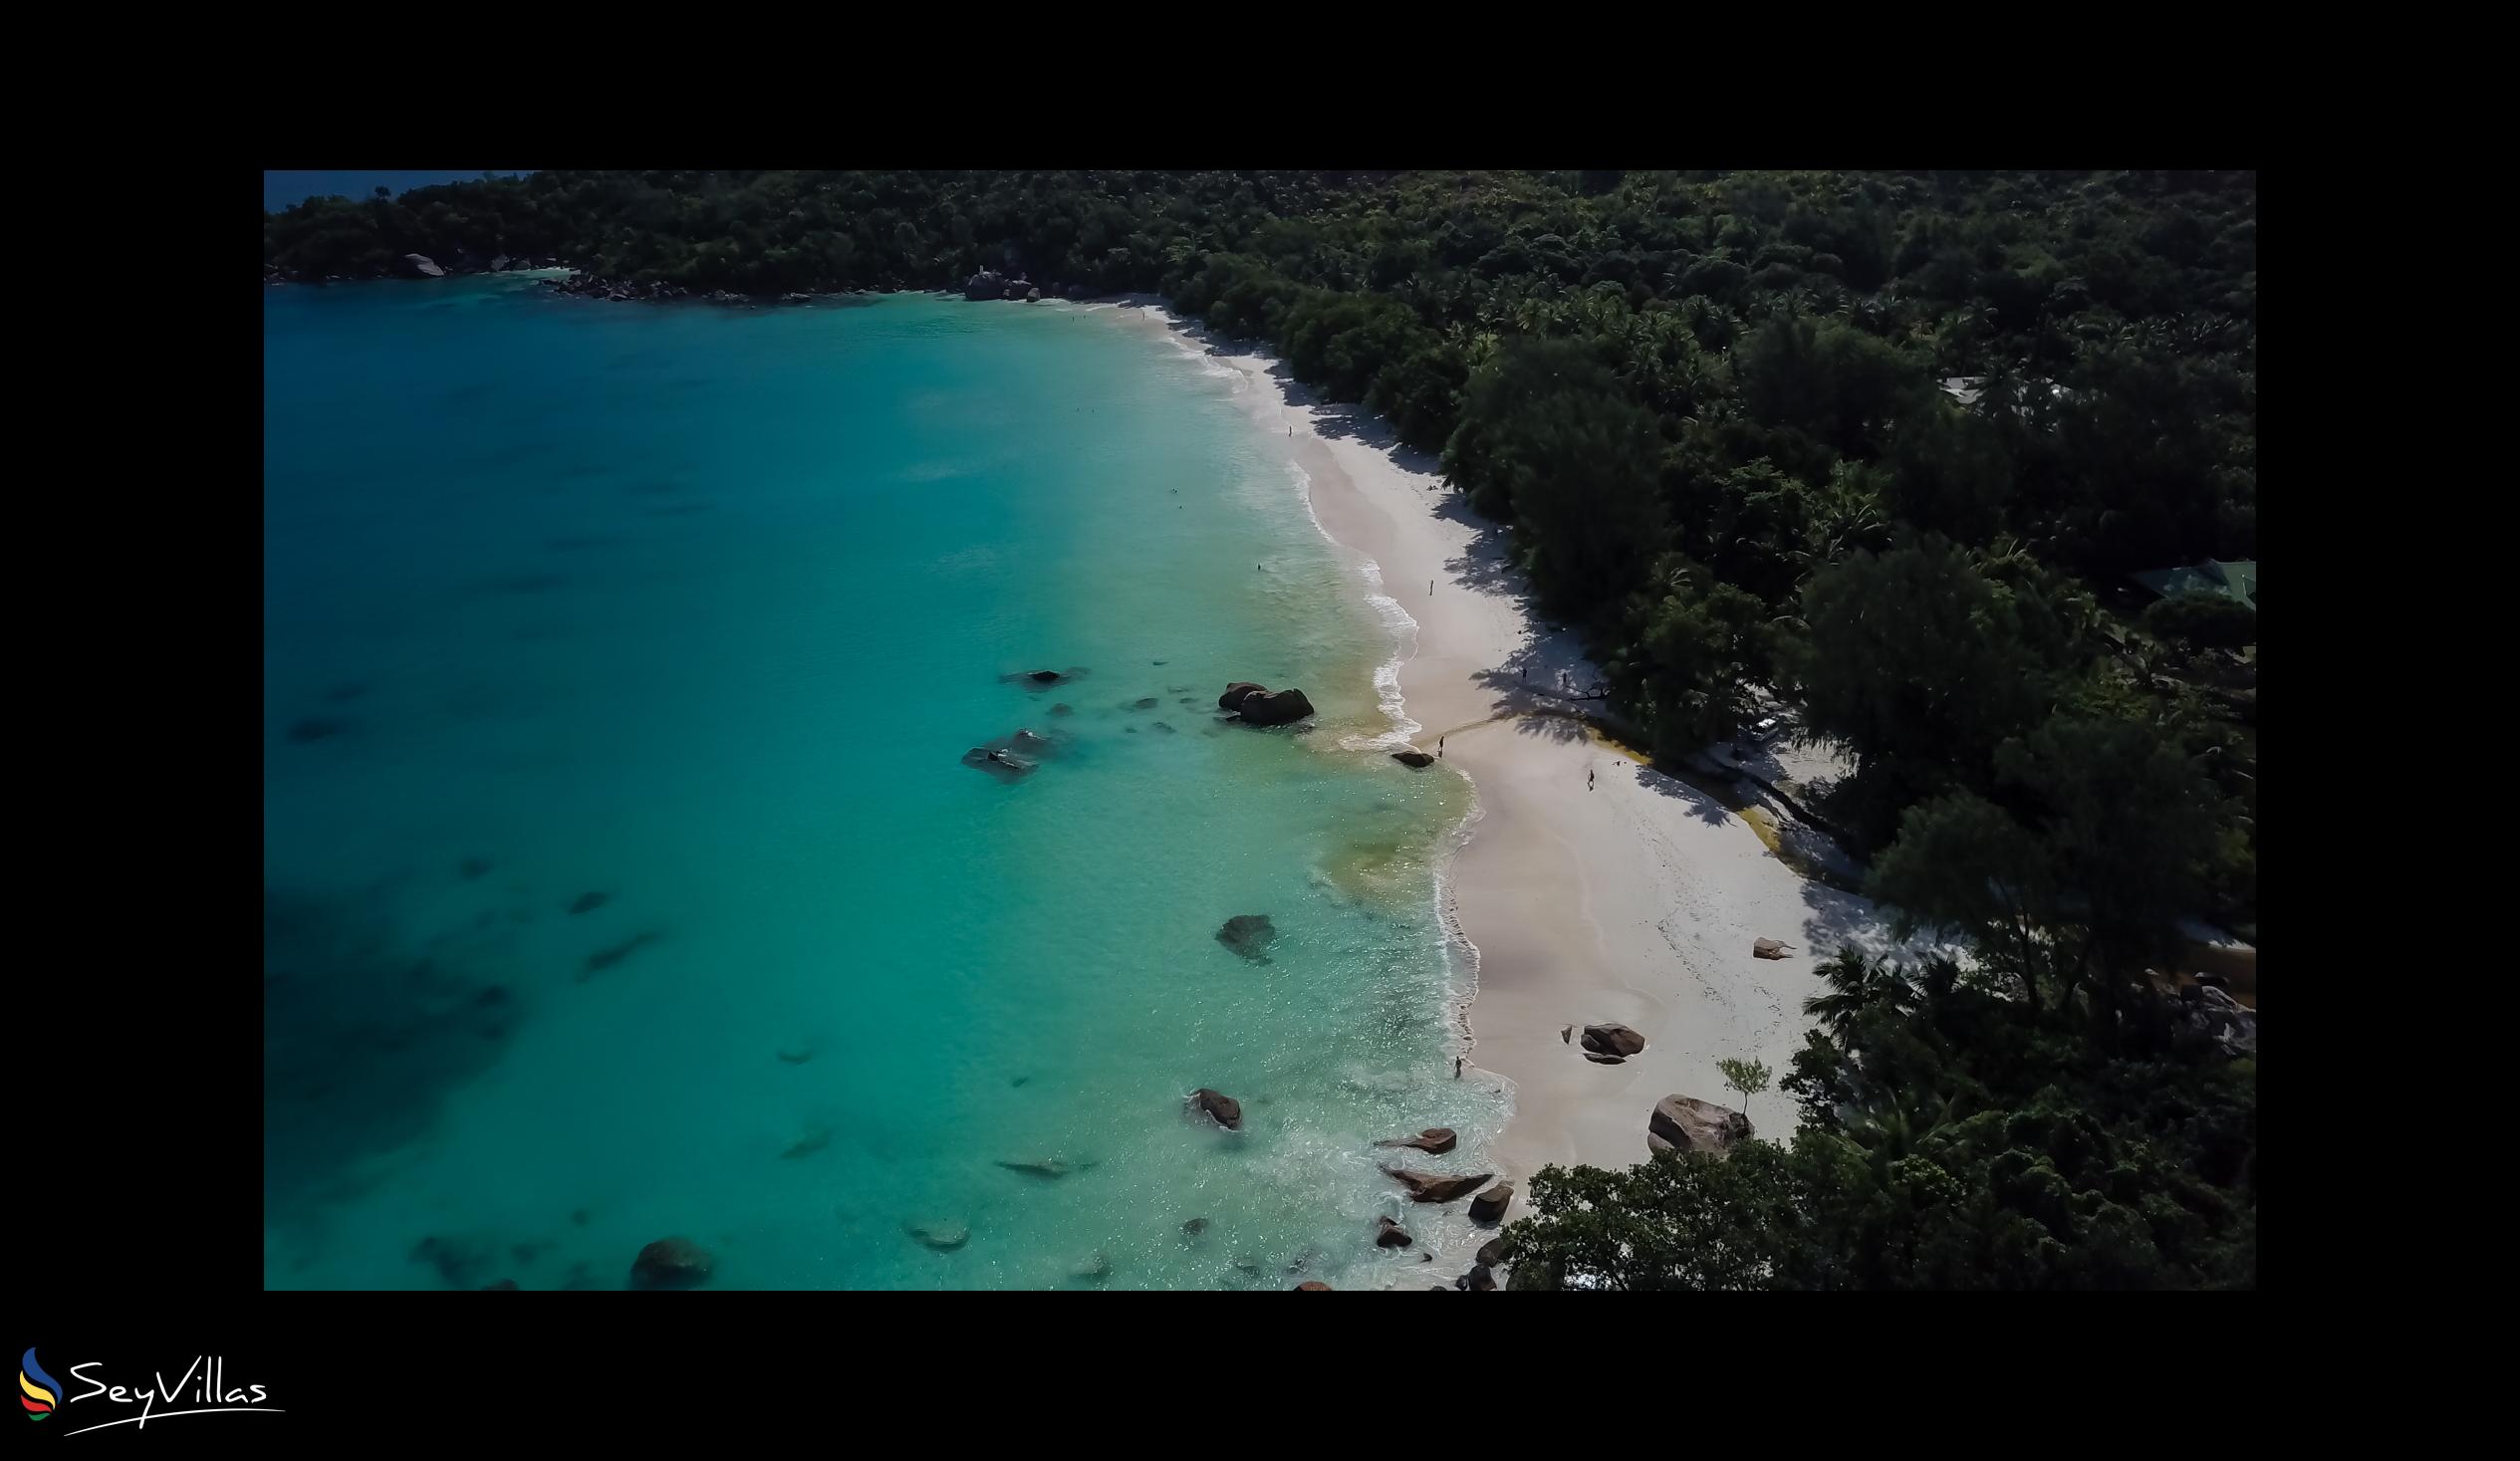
[1095, 299, 1948, 1197]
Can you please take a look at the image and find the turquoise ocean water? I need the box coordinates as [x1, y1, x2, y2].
[263, 279, 1502, 1290]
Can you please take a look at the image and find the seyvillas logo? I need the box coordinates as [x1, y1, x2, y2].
[21, 1349, 60, 1421]
[19, 1350, 282, 1435]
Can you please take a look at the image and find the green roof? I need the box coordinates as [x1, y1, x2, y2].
[2133, 559, 2255, 609]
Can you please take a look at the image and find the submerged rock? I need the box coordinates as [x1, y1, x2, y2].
[579, 931, 662, 981]
[905, 1221, 970, 1252]
[964, 726, 1059, 781]
[996, 1156, 1072, 1179]
[629, 1237, 712, 1289]
[1383, 1167, 1494, 1204]
[482, 1278, 520, 1290]
[1216, 913, 1277, 962]
[1182, 1217, 1210, 1236]
[1375, 1127, 1458, 1155]
[288, 715, 349, 743]
[457, 856, 492, 880]
[1392, 750, 1435, 768]
[1646, 1095, 1753, 1159]
[1071, 1252, 1112, 1281]
[411, 1235, 499, 1288]
[1131, 696, 1160, 710]
[1375, 1216, 1415, 1249]
[781, 1127, 832, 1159]
[1294, 1281, 1333, 1291]
[776, 1047, 816, 1065]
[1002, 665, 1088, 690]
[1219, 681, 1269, 712]
[567, 890, 611, 915]
[1188, 1088, 1243, 1131]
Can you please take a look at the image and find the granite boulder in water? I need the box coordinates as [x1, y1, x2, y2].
[1188, 1088, 1243, 1131]
[1224, 684, 1316, 726]
[1383, 1167, 1494, 1204]
[1215, 913, 1276, 962]
[1375, 1127, 1457, 1155]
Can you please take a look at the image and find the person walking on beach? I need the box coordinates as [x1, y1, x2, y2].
[1438, 735, 1444, 757]
[1588, 767, 1595, 791]
[1454, 1057, 1463, 1079]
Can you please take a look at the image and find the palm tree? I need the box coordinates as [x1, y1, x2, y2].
[1848, 1086, 1970, 1166]
[1912, 954, 1964, 1009]
[1801, 949, 1918, 1051]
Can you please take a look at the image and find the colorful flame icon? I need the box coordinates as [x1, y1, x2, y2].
[20, 1348, 60, 1421]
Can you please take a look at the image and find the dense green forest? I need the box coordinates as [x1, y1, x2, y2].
[267, 169, 2257, 1288]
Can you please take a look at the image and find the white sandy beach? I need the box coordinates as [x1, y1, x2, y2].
[1097, 298, 1950, 1214]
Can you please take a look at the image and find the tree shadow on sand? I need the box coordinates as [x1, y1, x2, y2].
[1623, 752, 1743, 830]
[1793, 876, 1964, 968]
[1434, 497, 1528, 600]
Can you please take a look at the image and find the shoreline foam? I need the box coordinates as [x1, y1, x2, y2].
[1088, 294, 1957, 1200]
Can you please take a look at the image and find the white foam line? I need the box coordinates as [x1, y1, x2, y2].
[1085, 295, 1510, 1144]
